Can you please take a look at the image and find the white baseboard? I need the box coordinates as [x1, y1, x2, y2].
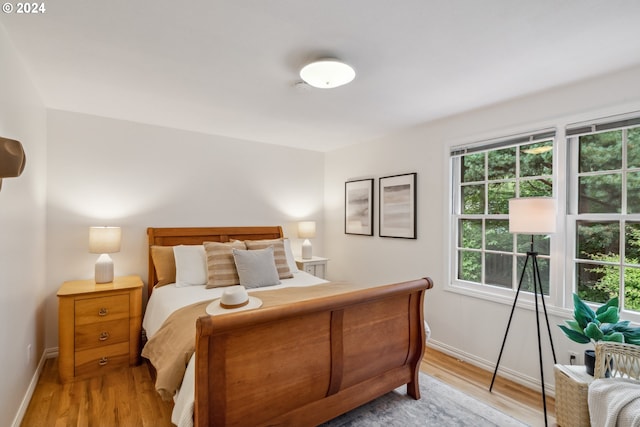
[426, 339, 555, 397]
[11, 347, 59, 427]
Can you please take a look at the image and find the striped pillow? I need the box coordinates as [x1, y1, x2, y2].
[244, 238, 294, 279]
[204, 241, 247, 288]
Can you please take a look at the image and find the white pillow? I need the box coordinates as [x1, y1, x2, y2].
[283, 238, 299, 273]
[173, 245, 207, 287]
[232, 246, 281, 288]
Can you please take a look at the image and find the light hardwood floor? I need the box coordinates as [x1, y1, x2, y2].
[422, 347, 556, 427]
[21, 348, 554, 426]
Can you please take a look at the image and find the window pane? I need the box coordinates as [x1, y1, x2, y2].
[578, 174, 622, 213]
[627, 127, 640, 168]
[577, 221, 620, 262]
[485, 253, 512, 288]
[627, 171, 640, 214]
[626, 222, 640, 264]
[459, 219, 482, 249]
[458, 251, 481, 282]
[517, 234, 550, 255]
[517, 255, 550, 295]
[461, 184, 485, 214]
[576, 262, 617, 304]
[486, 220, 510, 251]
[579, 131, 622, 173]
[488, 147, 516, 180]
[520, 141, 553, 177]
[462, 153, 485, 183]
[488, 181, 514, 214]
[624, 267, 640, 311]
[520, 178, 553, 197]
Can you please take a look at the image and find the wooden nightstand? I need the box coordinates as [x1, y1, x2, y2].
[57, 275, 143, 383]
[295, 256, 329, 279]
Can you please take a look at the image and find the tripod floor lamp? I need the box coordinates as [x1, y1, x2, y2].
[489, 197, 557, 427]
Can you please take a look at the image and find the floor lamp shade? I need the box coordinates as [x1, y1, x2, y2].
[89, 226, 121, 283]
[298, 221, 316, 260]
[509, 197, 556, 234]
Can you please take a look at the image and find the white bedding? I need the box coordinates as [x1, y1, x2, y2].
[142, 271, 329, 426]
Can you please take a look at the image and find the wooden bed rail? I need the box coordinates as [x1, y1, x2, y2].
[194, 277, 433, 427]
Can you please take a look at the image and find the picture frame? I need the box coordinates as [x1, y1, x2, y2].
[345, 178, 374, 236]
[379, 173, 416, 239]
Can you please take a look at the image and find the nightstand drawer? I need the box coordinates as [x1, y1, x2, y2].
[75, 294, 129, 325]
[75, 319, 129, 350]
[74, 341, 129, 377]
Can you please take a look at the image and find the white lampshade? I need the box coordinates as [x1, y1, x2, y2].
[300, 59, 355, 89]
[89, 226, 122, 253]
[509, 198, 556, 234]
[89, 226, 121, 283]
[298, 221, 316, 239]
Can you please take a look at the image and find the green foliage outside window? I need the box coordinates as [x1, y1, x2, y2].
[578, 225, 640, 311]
[575, 127, 640, 313]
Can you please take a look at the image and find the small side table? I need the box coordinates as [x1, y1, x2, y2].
[57, 275, 143, 383]
[295, 256, 329, 279]
[554, 364, 593, 427]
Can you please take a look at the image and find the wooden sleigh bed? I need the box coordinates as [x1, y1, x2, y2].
[146, 226, 433, 427]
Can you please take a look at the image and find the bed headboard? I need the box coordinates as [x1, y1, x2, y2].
[147, 226, 284, 297]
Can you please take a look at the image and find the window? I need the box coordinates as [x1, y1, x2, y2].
[450, 113, 640, 319]
[451, 130, 555, 295]
[567, 116, 640, 316]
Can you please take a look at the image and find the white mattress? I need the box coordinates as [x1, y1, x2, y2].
[141, 271, 329, 426]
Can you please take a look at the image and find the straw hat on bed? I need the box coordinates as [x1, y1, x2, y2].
[206, 285, 262, 315]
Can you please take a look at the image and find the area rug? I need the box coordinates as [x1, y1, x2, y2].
[321, 373, 528, 426]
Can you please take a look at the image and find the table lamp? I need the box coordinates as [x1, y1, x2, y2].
[89, 226, 121, 284]
[298, 221, 316, 259]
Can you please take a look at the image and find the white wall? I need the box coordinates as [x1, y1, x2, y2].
[324, 64, 640, 390]
[0, 26, 47, 427]
[44, 110, 325, 349]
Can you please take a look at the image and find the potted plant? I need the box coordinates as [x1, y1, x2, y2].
[558, 293, 640, 375]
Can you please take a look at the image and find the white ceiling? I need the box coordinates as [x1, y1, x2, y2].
[2, 1, 640, 152]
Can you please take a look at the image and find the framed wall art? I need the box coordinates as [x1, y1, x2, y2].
[379, 173, 416, 239]
[345, 178, 374, 235]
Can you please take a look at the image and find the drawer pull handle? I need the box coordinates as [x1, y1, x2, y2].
[98, 357, 108, 366]
[99, 332, 110, 341]
[98, 308, 108, 316]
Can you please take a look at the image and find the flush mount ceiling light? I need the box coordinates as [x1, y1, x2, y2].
[299, 59, 355, 89]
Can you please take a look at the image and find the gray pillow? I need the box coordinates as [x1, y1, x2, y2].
[232, 246, 281, 288]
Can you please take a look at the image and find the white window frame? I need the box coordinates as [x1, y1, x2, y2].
[566, 113, 640, 324]
[448, 129, 562, 310]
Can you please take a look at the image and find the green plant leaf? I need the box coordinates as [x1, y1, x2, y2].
[558, 325, 591, 344]
[595, 297, 619, 316]
[564, 319, 583, 333]
[584, 322, 604, 341]
[573, 293, 596, 328]
[596, 306, 620, 324]
[610, 322, 640, 344]
[602, 332, 624, 342]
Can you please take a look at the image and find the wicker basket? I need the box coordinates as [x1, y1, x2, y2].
[554, 364, 592, 427]
[594, 342, 640, 380]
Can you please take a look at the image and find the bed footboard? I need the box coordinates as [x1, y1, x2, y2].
[194, 277, 433, 427]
